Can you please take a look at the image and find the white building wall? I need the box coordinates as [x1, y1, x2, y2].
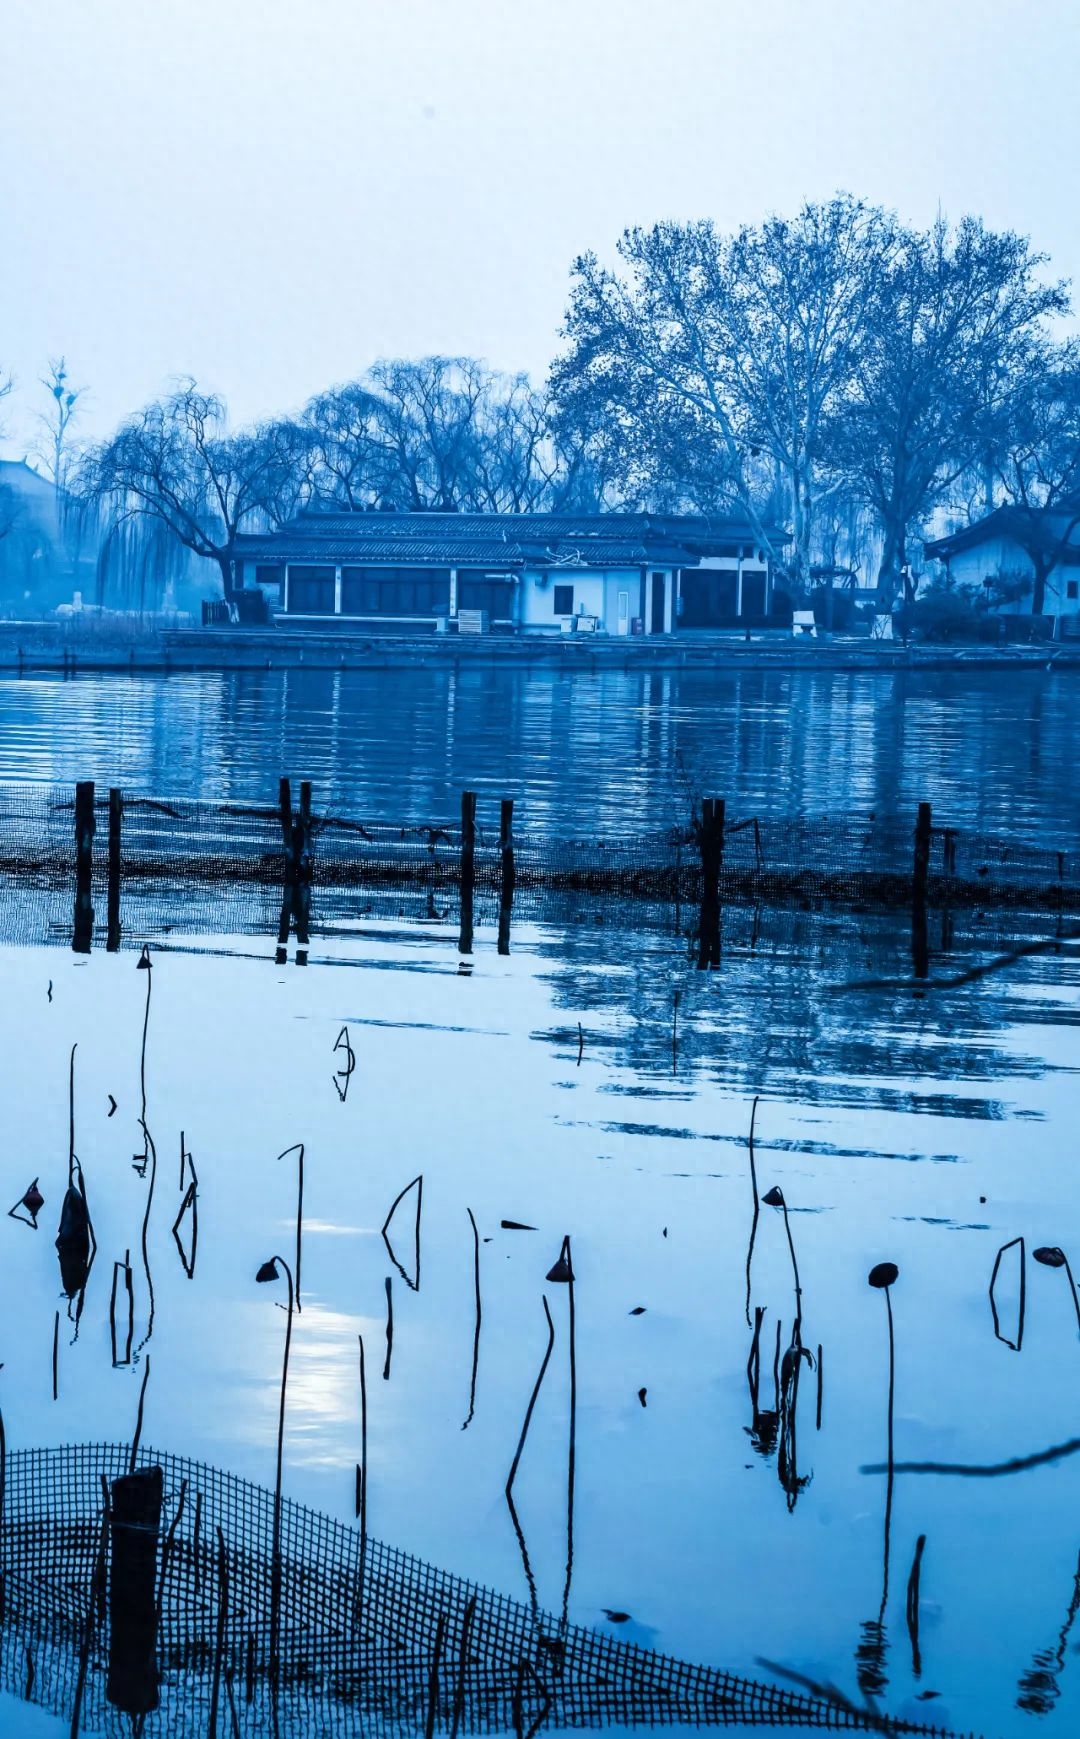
[519, 569, 618, 631]
[945, 538, 1080, 615]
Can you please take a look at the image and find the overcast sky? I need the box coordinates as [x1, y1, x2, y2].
[2, 0, 1079, 453]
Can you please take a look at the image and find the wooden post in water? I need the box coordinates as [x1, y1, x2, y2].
[106, 788, 123, 953]
[276, 778, 293, 964]
[459, 790, 477, 956]
[696, 797, 724, 970]
[911, 801, 932, 980]
[73, 781, 95, 954]
[107, 1465, 163, 1715]
[295, 779, 313, 966]
[497, 798, 515, 956]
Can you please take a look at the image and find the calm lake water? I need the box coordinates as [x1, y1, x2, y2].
[0, 668, 1078, 1738]
[0, 664, 1077, 839]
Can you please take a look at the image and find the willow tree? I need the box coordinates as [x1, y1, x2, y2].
[77, 382, 299, 599]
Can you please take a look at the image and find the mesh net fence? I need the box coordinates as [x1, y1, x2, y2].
[0, 1442, 974, 1738]
[0, 781, 1076, 952]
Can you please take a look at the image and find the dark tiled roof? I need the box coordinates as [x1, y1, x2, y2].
[236, 509, 776, 569]
[925, 504, 1080, 563]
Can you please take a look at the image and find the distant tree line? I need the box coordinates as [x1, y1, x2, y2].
[6, 193, 1080, 611]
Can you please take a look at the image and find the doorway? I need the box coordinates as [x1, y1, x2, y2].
[650, 571, 666, 634]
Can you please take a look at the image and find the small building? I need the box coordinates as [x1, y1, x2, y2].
[233, 510, 783, 635]
[924, 502, 1080, 617]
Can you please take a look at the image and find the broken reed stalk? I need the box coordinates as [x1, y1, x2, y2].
[276, 1144, 305, 1314]
[356, 1332, 368, 1621]
[52, 1311, 59, 1401]
[906, 1533, 927, 1677]
[816, 1343, 824, 1431]
[989, 1235, 1027, 1350]
[254, 1253, 294, 1737]
[450, 1593, 476, 1739]
[70, 1500, 108, 1739]
[577, 1022, 584, 1066]
[512, 1657, 553, 1739]
[383, 1275, 394, 1380]
[382, 1173, 423, 1292]
[209, 1525, 229, 1739]
[505, 1296, 556, 1621]
[744, 1095, 760, 1327]
[562, 1236, 577, 1632]
[111, 1252, 134, 1366]
[155, 1478, 188, 1613]
[130, 1356, 151, 1474]
[425, 1611, 448, 1739]
[462, 1207, 482, 1431]
[134, 947, 157, 1356]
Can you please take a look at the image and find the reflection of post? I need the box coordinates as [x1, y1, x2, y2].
[911, 801, 931, 980]
[106, 787, 123, 953]
[459, 789, 476, 956]
[295, 779, 312, 967]
[107, 1465, 163, 1715]
[497, 797, 515, 956]
[73, 780, 95, 954]
[696, 797, 724, 969]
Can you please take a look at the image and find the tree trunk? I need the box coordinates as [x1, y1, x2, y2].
[1031, 556, 1048, 617]
[875, 521, 905, 611]
[217, 553, 235, 599]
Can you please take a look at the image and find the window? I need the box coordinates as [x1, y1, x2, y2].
[286, 566, 335, 613]
[255, 564, 284, 591]
[340, 567, 450, 615]
[459, 574, 513, 617]
[1068, 581, 1079, 601]
[553, 584, 575, 615]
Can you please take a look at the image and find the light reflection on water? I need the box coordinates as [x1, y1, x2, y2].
[0, 899, 1077, 1738]
[0, 664, 1078, 839]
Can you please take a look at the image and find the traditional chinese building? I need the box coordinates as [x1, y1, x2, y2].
[232, 509, 783, 634]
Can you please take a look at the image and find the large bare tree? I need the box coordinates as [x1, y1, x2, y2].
[833, 219, 1068, 605]
[551, 195, 897, 586]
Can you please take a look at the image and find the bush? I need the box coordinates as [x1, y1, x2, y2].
[896, 581, 980, 642]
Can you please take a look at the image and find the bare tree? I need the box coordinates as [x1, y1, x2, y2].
[35, 357, 86, 503]
[833, 219, 1068, 605]
[551, 195, 896, 588]
[77, 382, 297, 597]
[987, 343, 1080, 614]
[301, 382, 394, 508]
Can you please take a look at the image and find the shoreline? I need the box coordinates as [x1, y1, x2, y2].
[0, 622, 1075, 675]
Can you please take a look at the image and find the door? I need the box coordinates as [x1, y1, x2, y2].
[650, 572, 666, 634]
[617, 590, 630, 636]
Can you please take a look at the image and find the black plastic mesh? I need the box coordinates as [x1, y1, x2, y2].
[0, 1443, 973, 1738]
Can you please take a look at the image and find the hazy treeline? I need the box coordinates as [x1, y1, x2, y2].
[4, 193, 1080, 610]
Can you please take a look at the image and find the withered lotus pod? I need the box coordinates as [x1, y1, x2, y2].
[868, 1262, 899, 1289]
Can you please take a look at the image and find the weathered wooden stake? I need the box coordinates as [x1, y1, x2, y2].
[459, 790, 477, 956]
[497, 798, 515, 956]
[696, 797, 724, 969]
[73, 780, 95, 954]
[107, 1465, 163, 1715]
[912, 801, 932, 980]
[106, 788, 123, 952]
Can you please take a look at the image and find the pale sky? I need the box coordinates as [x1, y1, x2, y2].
[2, 0, 1079, 453]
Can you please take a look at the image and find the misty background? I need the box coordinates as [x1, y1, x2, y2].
[3, 0, 1079, 449]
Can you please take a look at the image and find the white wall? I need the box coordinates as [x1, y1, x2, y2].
[947, 538, 1080, 614]
[519, 569, 615, 630]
